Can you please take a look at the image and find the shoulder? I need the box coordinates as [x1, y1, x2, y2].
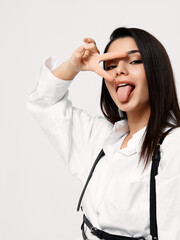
[162, 127, 180, 146]
[160, 127, 180, 176]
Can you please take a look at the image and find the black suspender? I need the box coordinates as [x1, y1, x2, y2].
[77, 149, 105, 212]
[77, 127, 175, 240]
[150, 127, 175, 240]
[150, 144, 160, 240]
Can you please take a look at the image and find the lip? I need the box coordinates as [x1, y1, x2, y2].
[115, 80, 136, 92]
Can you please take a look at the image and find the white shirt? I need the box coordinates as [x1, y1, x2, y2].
[26, 56, 180, 240]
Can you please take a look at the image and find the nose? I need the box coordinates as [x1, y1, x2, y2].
[116, 63, 128, 76]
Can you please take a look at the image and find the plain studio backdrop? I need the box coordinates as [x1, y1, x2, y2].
[0, 0, 180, 239]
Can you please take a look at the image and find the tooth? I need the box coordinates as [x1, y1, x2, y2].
[118, 83, 128, 87]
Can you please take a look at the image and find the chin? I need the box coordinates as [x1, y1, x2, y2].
[118, 100, 138, 112]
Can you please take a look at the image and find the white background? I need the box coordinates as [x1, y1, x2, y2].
[0, 0, 180, 239]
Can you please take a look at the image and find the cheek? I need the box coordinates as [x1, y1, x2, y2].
[145, 81, 150, 100]
[139, 77, 149, 100]
[105, 80, 113, 92]
[133, 68, 147, 87]
[141, 71, 149, 95]
[131, 67, 145, 78]
[131, 69, 149, 98]
[105, 69, 116, 78]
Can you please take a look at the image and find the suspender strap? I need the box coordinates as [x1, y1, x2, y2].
[150, 126, 176, 240]
[150, 144, 160, 240]
[77, 149, 105, 211]
[81, 214, 145, 240]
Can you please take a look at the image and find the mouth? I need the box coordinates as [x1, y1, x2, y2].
[116, 83, 135, 92]
[116, 83, 136, 102]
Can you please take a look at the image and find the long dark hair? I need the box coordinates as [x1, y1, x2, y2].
[100, 27, 180, 170]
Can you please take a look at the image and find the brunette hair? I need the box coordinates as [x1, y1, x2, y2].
[100, 27, 180, 170]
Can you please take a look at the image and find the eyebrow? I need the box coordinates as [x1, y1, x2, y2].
[127, 50, 140, 55]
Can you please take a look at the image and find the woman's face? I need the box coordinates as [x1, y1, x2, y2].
[104, 37, 150, 115]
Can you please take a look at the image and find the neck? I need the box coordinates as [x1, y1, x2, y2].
[126, 107, 150, 137]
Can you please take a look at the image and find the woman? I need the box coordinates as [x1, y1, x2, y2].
[26, 27, 180, 240]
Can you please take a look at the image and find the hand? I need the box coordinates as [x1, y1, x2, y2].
[68, 38, 127, 82]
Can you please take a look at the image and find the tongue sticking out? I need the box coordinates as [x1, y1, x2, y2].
[117, 85, 134, 102]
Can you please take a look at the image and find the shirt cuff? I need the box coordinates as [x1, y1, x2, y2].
[26, 56, 73, 110]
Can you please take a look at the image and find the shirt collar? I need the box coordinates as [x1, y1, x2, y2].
[113, 119, 129, 134]
[127, 125, 146, 154]
[103, 119, 147, 157]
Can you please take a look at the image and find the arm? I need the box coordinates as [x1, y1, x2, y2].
[26, 39, 127, 182]
[26, 56, 113, 182]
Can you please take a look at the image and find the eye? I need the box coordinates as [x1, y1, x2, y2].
[105, 65, 117, 71]
[130, 60, 142, 65]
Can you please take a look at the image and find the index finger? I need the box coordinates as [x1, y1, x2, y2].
[99, 52, 127, 62]
[94, 64, 114, 82]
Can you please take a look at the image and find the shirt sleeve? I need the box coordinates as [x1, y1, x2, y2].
[26, 56, 113, 182]
[156, 128, 180, 239]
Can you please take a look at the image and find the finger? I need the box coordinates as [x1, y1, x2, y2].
[94, 65, 114, 82]
[77, 46, 85, 52]
[73, 46, 85, 58]
[83, 43, 100, 54]
[83, 38, 100, 53]
[83, 43, 96, 50]
[83, 37, 96, 44]
[99, 52, 127, 62]
[82, 49, 90, 59]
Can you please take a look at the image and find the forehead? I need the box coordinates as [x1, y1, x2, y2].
[107, 37, 139, 52]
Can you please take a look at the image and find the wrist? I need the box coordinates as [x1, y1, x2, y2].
[52, 59, 79, 80]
